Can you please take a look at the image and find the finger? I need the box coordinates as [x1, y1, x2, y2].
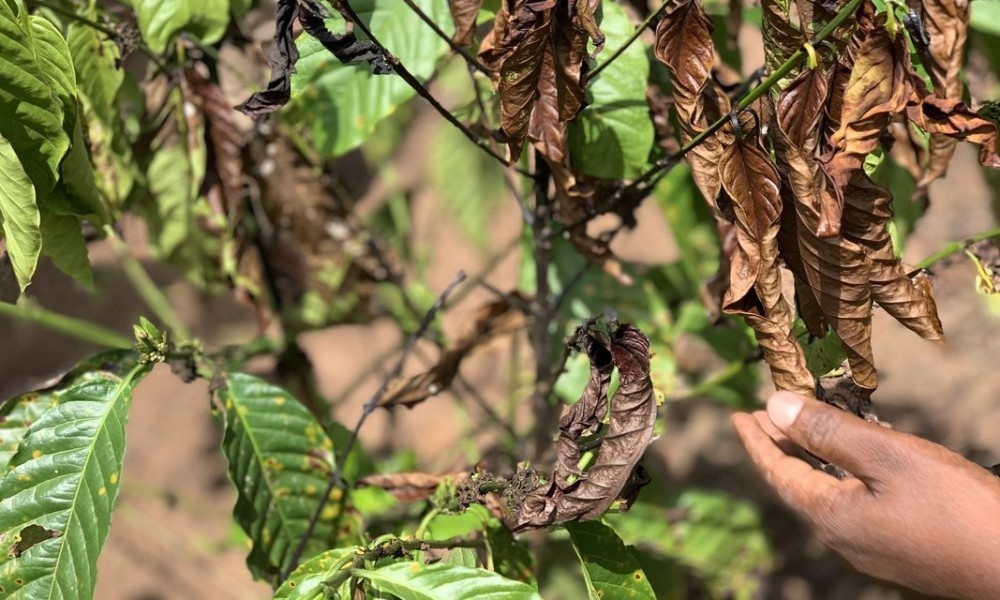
[766, 392, 902, 481]
[732, 412, 842, 515]
[751, 411, 801, 456]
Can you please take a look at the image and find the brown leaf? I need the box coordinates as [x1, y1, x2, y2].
[761, 0, 802, 75]
[906, 0, 970, 185]
[514, 322, 657, 530]
[839, 173, 943, 340]
[379, 295, 526, 409]
[490, 0, 602, 160]
[821, 23, 912, 237]
[654, 0, 733, 209]
[450, 0, 485, 47]
[719, 133, 814, 394]
[905, 95, 1000, 169]
[358, 471, 470, 502]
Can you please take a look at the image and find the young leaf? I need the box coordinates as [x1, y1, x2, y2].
[0, 352, 148, 600]
[217, 373, 340, 585]
[565, 520, 656, 600]
[0, 134, 41, 292]
[0, 0, 69, 197]
[125, 0, 230, 54]
[354, 561, 542, 600]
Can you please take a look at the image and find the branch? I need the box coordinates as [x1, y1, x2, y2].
[0, 301, 133, 349]
[335, 0, 533, 177]
[283, 270, 467, 580]
[913, 226, 1000, 271]
[586, 0, 671, 84]
[400, 0, 491, 74]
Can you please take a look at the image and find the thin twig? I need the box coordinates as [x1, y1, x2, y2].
[337, 1, 533, 178]
[400, 0, 491, 74]
[283, 270, 467, 580]
[586, 0, 671, 84]
[913, 226, 1000, 271]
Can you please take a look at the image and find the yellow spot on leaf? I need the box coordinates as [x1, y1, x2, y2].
[320, 506, 339, 521]
[31, 450, 42, 459]
[98, 487, 106, 496]
[328, 488, 343, 502]
[18, 475, 30, 482]
[109, 472, 119, 485]
[305, 484, 317, 496]
[274, 396, 285, 406]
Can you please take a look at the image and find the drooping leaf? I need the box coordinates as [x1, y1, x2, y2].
[654, 0, 732, 211]
[821, 23, 912, 237]
[0, 1, 69, 197]
[488, 0, 603, 160]
[355, 561, 542, 600]
[125, 0, 230, 53]
[238, 0, 389, 116]
[284, 0, 448, 156]
[378, 295, 524, 409]
[905, 94, 1000, 169]
[565, 520, 656, 600]
[450, 0, 485, 46]
[0, 134, 41, 291]
[908, 0, 970, 186]
[569, 0, 654, 179]
[515, 322, 657, 530]
[719, 131, 814, 395]
[217, 373, 341, 585]
[0, 351, 148, 599]
[358, 471, 470, 502]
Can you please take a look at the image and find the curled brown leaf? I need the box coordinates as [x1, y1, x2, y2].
[514, 321, 657, 530]
[358, 471, 470, 502]
[450, 0, 485, 47]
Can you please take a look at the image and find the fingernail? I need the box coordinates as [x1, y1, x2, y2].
[768, 392, 803, 430]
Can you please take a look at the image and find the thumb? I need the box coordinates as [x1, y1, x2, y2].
[766, 391, 896, 480]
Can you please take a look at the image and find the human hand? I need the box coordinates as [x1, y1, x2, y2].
[732, 392, 1000, 600]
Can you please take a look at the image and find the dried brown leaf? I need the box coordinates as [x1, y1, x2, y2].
[379, 295, 526, 409]
[358, 471, 470, 502]
[905, 95, 1000, 169]
[514, 322, 656, 530]
[450, 0, 485, 47]
[719, 134, 814, 394]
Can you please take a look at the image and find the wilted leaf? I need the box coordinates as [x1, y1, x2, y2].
[907, 0, 970, 186]
[719, 131, 814, 395]
[905, 94, 1000, 169]
[358, 471, 470, 502]
[515, 321, 657, 530]
[379, 295, 525, 409]
[0, 134, 41, 292]
[450, 0, 485, 46]
[822, 23, 913, 237]
[238, 0, 388, 116]
[654, 0, 732, 211]
[489, 0, 603, 160]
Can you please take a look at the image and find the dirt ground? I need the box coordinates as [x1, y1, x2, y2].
[2, 10, 999, 600]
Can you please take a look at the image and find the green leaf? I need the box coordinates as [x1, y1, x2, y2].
[272, 547, 353, 599]
[67, 20, 124, 130]
[569, 1, 654, 179]
[0, 1, 70, 196]
[125, 0, 230, 53]
[39, 211, 93, 290]
[971, 1, 1000, 36]
[565, 520, 656, 600]
[0, 134, 41, 291]
[218, 373, 341, 585]
[0, 351, 148, 600]
[287, 0, 451, 157]
[486, 520, 536, 586]
[355, 561, 542, 600]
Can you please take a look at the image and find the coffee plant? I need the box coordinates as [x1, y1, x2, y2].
[1, 0, 998, 598]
